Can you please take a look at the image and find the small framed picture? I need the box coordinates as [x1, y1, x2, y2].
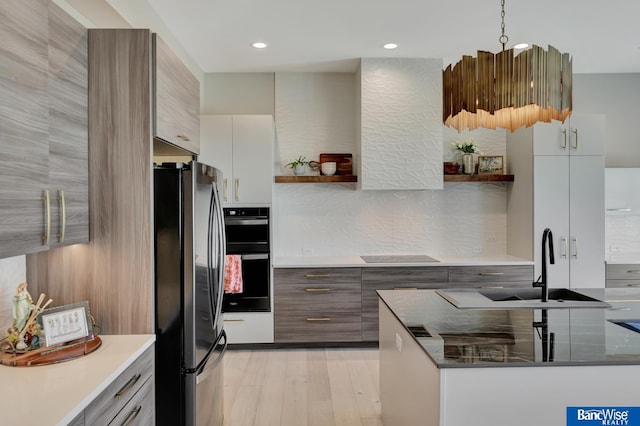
[38, 301, 94, 348]
[478, 155, 504, 174]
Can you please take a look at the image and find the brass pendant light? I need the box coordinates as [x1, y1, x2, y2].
[443, 0, 572, 132]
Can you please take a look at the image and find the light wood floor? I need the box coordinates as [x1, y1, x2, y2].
[223, 347, 383, 426]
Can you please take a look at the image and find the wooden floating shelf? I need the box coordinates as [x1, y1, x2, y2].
[444, 174, 514, 182]
[275, 175, 358, 183]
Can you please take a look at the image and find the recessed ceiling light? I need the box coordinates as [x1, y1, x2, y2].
[252, 42, 268, 49]
[383, 43, 398, 50]
[514, 43, 529, 49]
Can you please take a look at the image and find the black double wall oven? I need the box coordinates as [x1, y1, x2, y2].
[223, 207, 271, 312]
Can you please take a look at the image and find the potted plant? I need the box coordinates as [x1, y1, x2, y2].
[285, 156, 310, 176]
[451, 139, 482, 174]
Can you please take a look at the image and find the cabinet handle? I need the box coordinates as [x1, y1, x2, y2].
[561, 128, 567, 149]
[480, 286, 504, 289]
[120, 406, 142, 426]
[607, 208, 632, 212]
[393, 287, 418, 290]
[304, 274, 329, 279]
[41, 190, 50, 245]
[223, 178, 228, 202]
[479, 272, 504, 276]
[176, 134, 191, 142]
[571, 237, 578, 258]
[115, 374, 141, 399]
[224, 319, 246, 322]
[626, 271, 640, 274]
[560, 237, 568, 259]
[305, 288, 331, 292]
[626, 284, 640, 287]
[306, 317, 331, 321]
[235, 178, 239, 201]
[56, 190, 66, 243]
[572, 129, 578, 149]
[609, 307, 632, 311]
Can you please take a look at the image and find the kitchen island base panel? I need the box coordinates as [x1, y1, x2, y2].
[379, 301, 640, 426]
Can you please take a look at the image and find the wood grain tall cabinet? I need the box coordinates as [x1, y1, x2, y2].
[0, 0, 88, 259]
[27, 28, 200, 334]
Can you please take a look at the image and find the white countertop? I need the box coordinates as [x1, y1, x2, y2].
[0, 334, 155, 426]
[273, 254, 533, 268]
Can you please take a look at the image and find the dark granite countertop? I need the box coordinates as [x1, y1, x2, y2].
[378, 288, 640, 368]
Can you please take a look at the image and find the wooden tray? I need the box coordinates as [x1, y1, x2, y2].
[319, 153, 353, 175]
[1, 336, 102, 367]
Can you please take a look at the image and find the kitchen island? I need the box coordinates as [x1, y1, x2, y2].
[378, 289, 640, 426]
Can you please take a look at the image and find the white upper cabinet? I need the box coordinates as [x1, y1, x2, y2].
[532, 114, 605, 156]
[359, 58, 443, 190]
[200, 115, 273, 205]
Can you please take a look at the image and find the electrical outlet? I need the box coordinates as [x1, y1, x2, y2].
[486, 232, 497, 242]
[395, 333, 402, 353]
[302, 247, 314, 256]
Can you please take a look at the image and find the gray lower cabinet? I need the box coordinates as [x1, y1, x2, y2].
[84, 345, 155, 425]
[274, 268, 362, 343]
[274, 264, 534, 343]
[361, 267, 448, 341]
[606, 264, 640, 288]
[448, 265, 534, 288]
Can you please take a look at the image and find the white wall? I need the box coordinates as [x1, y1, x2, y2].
[574, 74, 640, 167]
[202, 73, 275, 115]
[272, 72, 507, 257]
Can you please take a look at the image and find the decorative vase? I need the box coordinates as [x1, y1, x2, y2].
[462, 154, 474, 175]
[293, 164, 307, 176]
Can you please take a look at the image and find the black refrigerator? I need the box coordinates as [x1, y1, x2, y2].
[154, 161, 227, 426]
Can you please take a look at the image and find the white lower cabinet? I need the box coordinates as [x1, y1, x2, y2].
[223, 312, 274, 344]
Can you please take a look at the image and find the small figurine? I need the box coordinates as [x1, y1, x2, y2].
[1, 283, 52, 353]
[12, 281, 33, 332]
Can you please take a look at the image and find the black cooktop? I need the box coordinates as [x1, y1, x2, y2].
[360, 255, 439, 263]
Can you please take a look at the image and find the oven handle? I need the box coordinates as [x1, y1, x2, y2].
[241, 254, 269, 260]
[225, 219, 268, 226]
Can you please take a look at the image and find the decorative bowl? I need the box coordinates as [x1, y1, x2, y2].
[443, 162, 460, 175]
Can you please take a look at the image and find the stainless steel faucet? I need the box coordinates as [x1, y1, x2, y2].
[533, 228, 555, 302]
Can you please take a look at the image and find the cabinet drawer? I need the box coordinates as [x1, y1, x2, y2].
[275, 268, 361, 285]
[275, 281, 361, 313]
[448, 265, 533, 286]
[275, 311, 361, 343]
[85, 346, 154, 425]
[606, 279, 640, 288]
[108, 376, 155, 426]
[606, 264, 640, 281]
[223, 312, 274, 344]
[361, 267, 448, 286]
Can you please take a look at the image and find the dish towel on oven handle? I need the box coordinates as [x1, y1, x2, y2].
[224, 255, 243, 294]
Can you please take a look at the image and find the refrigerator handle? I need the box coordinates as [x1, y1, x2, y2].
[196, 330, 228, 385]
[215, 184, 226, 327]
[207, 184, 218, 330]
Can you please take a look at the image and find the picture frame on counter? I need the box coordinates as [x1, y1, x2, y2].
[478, 155, 504, 174]
[39, 300, 94, 347]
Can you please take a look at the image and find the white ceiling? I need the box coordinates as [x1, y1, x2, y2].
[145, 0, 640, 74]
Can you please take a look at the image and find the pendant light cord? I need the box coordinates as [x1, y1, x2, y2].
[499, 0, 509, 51]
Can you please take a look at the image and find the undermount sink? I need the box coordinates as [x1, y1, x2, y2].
[436, 287, 611, 309]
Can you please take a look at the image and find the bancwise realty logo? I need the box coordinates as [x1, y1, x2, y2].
[567, 407, 640, 425]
